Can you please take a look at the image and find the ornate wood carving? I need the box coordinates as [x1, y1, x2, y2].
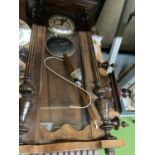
[25, 0, 104, 30]
[39, 123, 104, 143]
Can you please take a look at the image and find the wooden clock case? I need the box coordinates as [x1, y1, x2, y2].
[19, 0, 125, 154]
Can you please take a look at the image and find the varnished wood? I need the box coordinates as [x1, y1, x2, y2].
[109, 108, 120, 119]
[44, 0, 98, 9]
[24, 24, 37, 77]
[39, 123, 104, 143]
[79, 31, 103, 127]
[63, 54, 75, 74]
[20, 21, 122, 150]
[25, 0, 104, 29]
[21, 26, 121, 145]
[22, 25, 47, 144]
[19, 139, 125, 154]
[101, 140, 126, 148]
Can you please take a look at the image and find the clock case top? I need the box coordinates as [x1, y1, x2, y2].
[25, 0, 105, 30]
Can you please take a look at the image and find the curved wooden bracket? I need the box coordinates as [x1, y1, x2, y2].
[39, 123, 105, 143]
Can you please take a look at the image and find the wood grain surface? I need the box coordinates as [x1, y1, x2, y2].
[20, 139, 125, 154]
[22, 25, 47, 144]
[39, 123, 104, 143]
[21, 25, 121, 147]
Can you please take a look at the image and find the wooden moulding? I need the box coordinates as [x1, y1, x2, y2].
[78, 31, 103, 126]
[39, 123, 104, 143]
[21, 24, 47, 144]
[19, 139, 125, 154]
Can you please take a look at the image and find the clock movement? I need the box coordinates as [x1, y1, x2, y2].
[19, 0, 127, 155]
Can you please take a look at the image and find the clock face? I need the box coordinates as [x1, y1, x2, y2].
[48, 14, 75, 36]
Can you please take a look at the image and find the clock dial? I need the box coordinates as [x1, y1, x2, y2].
[48, 14, 75, 36]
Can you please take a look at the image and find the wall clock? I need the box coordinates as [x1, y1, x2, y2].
[19, 1, 127, 155]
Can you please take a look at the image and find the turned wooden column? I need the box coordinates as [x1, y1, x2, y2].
[19, 24, 46, 144]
